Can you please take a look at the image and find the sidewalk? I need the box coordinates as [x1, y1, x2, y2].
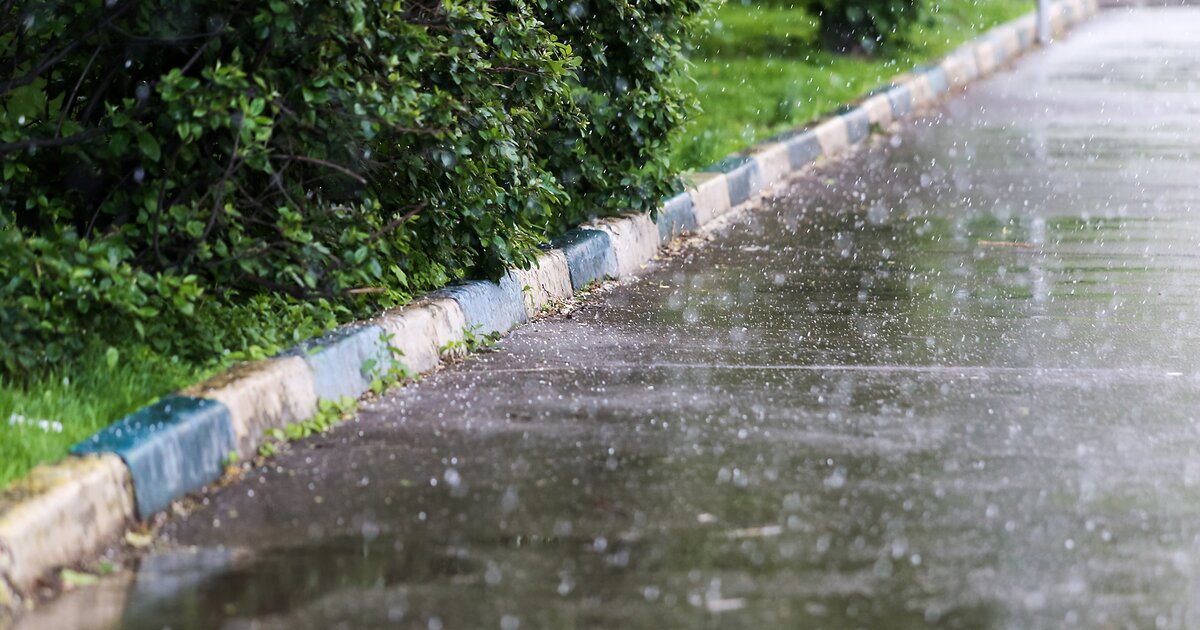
[25, 8, 1200, 629]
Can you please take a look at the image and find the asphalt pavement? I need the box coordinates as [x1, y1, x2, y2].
[22, 8, 1200, 630]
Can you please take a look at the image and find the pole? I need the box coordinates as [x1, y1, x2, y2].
[1037, 0, 1051, 44]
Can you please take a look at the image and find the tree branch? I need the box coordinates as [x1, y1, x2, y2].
[269, 153, 367, 185]
[0, 127, 109, 154]
[369, 201, 427, 244]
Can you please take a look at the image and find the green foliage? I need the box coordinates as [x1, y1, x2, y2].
[439, 324, 501, 359]
[0, 0, 709, 488]
[364, 331, 416, 396]
[59, 569, 99, 587]
[746, 0, 928, 53]
[809, 0, 928, 52]
[0, 339, 212, 488]
[693, 3, 820, 59]
[0, 0, 712, 377]
[532, 0, 710, 229]
[257, 396, 358, 458]
[0, 0, 582, 373]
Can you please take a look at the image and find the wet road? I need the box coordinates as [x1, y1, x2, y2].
[26, 9, 1200, 630]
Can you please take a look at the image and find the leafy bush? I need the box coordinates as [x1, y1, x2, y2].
[532, 0, 709, 230]
[746, 0, 928, 53]
[0, 0, 581, 373]
[807, 0, 928, 52]
[0, 0, 708, 377]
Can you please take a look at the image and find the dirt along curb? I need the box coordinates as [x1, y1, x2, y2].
[0, 0, 1098, 621]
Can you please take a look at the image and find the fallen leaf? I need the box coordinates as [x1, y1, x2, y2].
[60, 569, 98, 587]
[124, 531, 153, 548]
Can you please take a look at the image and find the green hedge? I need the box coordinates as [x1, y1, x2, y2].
[750, 0, 927, 52]
[813, 0, 927, 52]
[0, 0, 707, 375]
[534, 0, 705, 231]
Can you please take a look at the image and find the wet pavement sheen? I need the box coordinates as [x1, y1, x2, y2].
[26, 9, 1200, 630]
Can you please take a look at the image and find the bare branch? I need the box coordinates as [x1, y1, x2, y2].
[269, 154, 367, 185]
[0, 127, 109, 154]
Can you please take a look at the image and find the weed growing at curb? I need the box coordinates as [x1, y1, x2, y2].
[249, 334, 413, 461]
[256, 397, 359, 459]
[440, 325, 502, 360]
[366, 333, 418, 396]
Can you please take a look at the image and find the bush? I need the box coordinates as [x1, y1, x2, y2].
[1, 0, 582, 373]
[532, 0, 708, 230]
[0, 0, 708, 377]
[807, 0, 928, 52]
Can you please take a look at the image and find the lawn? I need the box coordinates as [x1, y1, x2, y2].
[0, 0, 1035, 488]
[673, 0, 1036, 170]
[0, 347, 206, 484]
[0, 296, 344, 486]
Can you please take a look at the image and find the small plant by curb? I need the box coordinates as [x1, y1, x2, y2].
[254, 398, 359, 460]
[440, 326, 504, 361]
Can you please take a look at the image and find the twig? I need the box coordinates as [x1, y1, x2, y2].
[55, 43, 102, 138]
[0, 127, 109, 153]
[268, 154, 367, 184]
[368, 202, 427, 243]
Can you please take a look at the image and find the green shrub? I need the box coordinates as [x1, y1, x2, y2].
[533, 0, 709, 230]
[0, 0, 580, 373]
[0, 0, 708, 377]
[745, 0, 928, 53]
[808, 0, 928, 52]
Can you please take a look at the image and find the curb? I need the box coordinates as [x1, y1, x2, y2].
[0, 0, 1099, 618]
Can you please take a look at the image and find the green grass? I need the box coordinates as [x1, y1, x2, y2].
[673, 0, 1036, 170]
[0, 346, 210, 484]
[1, 0, 1035, 489]
[0, 294, 348, 487]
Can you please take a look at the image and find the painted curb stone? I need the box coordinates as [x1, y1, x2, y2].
[288, 325, 391, 402]
[924, 67, 950, 97]
[181, 357, 318, 459]
[435, 276, 527, 337]
[975, 41, 998, 75]
[553, 229, 619, 290]
[941, 52, 978, 88]
[592, 214, 660, 277]
[862, 94, 893, 127]
[686, 172, 732, 225]
[0, 455, 134, 592]
[888, 84, 914, 119]
[657, 192, 698, 245]
[751, 142, 791, 188]
[72, 397, 234, 519]
[510, 250, 574, 318]
[814, 117, 849, 155]
[907, 74, 935, 108]
[777, 129, 823, 170]
[704, 155, 763, 207]
[841, 107, 871, 145]
[375, 298, 467, 375]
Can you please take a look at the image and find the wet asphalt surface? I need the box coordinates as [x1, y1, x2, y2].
[23, 9, 1200, 630]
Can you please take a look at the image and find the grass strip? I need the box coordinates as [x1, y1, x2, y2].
[673, 0, 1034, 169]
